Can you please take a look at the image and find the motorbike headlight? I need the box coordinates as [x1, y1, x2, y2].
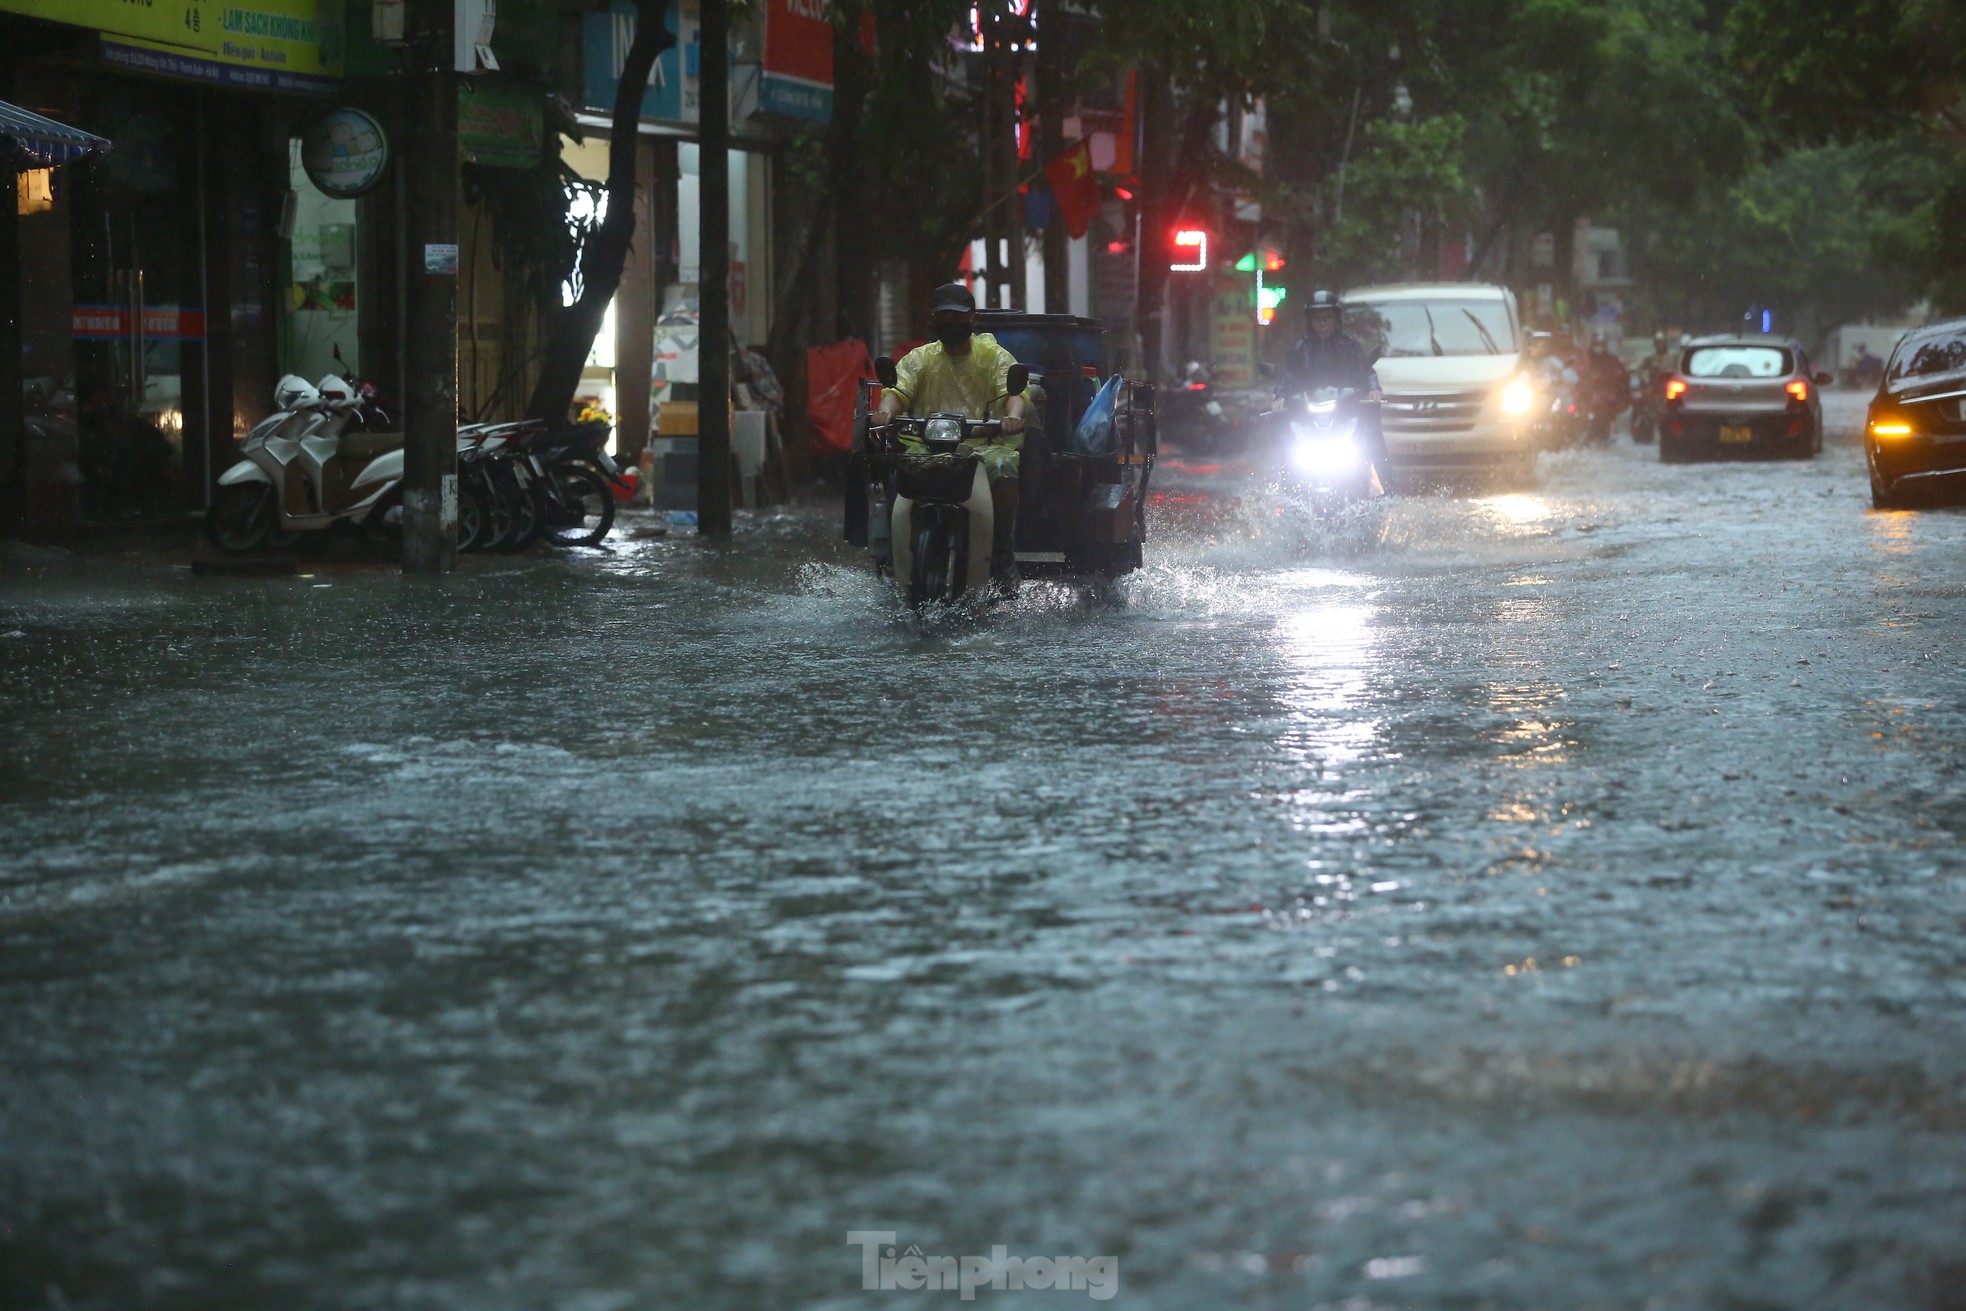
[1501, 379, 1535, 415]
[924, 417, 963, 443]
[1293, 435, 1359, 476]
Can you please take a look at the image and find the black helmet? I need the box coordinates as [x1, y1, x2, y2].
[1307, 289, 1342, 313]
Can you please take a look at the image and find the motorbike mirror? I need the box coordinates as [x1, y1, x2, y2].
[875, 356, 898, 390]
[1005, 364, 1029, 396]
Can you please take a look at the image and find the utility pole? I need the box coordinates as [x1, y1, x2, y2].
[402, 0, 459, 573]
[980, 16, 1005, 311]
[1037, 0, 1067, 316]
[696, 0, 731, 535]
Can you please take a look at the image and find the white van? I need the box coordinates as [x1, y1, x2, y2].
[1343, 283, 1539, 481]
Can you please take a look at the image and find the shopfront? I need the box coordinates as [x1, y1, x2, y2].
[1, 0, 343, 536]
[578, 0, 805, 455]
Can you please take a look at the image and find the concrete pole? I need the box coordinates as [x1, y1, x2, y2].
[697, 0, 731, 535]
[1037, 0, 1067, 316]
[401, 0, 459, 573]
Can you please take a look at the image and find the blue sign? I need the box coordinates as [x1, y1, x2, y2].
[759, 73, 831, 123]
[582, 0, 699, 124]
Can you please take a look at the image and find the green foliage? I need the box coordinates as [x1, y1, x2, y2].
[1629, 142, 1948, 330]
[1725, 0, 1962, 144]
[1319, 116, 1474, 285]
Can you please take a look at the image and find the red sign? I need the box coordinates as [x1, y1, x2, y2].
[762, 0, 833, 122]
[72, 306, 207, 341]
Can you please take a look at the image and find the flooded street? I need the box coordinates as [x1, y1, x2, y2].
[4, 393, 1964, 1309]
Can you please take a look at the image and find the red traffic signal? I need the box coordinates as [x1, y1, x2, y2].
[1169, 228, 1209, 272]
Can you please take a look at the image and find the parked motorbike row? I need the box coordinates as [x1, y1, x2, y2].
[205, 374, 624, 554]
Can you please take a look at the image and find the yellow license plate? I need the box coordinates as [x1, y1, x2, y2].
[1719, 424, 1752, 444]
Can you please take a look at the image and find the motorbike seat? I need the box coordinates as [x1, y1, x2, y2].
[337, 431, 403, 461]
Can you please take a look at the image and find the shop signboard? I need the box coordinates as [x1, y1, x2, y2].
[1209, 277, 1255, 388]
[459, 81, 543, 169]
[760, 0, 832, 123]
[0, 0, 346, 94]
[583, 0, 699, 125]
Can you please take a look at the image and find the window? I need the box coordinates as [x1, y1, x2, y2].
[1348, 299, 1518, 358]
[1682, 346, 1791, 379]
[1887, 328, 1966, 387]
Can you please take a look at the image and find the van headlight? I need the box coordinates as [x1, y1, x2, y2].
[1501, 379, 1535, 416]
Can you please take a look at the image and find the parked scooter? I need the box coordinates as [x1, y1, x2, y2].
[867, 357, 1029, 608]
[205, 374, 402, 553]
[1163, 360, 1236, 453]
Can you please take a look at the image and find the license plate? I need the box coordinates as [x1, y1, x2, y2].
[1719, 424, 1752, 444]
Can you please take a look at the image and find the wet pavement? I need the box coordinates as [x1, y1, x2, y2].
[4, 392, 1965, 1310]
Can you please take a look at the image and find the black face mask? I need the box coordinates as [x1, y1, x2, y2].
[936, 324, 972, 350]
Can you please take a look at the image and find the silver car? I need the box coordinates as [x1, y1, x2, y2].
[1658, 336, 1828, 462]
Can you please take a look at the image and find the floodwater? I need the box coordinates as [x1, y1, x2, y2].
[3, 393, 1964, 1309]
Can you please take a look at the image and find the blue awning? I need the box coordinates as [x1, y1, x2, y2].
[0, 100, 109, 171]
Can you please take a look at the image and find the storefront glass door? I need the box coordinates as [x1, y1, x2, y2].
[19, 73, 207, 525]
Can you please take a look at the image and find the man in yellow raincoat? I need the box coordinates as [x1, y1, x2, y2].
[869, 281, 1031, 575]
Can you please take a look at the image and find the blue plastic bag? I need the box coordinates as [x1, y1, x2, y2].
[1068, 374, 1122, 457]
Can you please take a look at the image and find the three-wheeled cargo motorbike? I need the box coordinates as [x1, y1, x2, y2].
[843, 311, 1156, 608]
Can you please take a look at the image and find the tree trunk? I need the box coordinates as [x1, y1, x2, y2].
[525, 0, 673, 423]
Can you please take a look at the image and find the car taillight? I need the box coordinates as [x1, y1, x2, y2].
[1871, 420, 1913, 438]
[1664, 379, 1687, 401]
[1785, 380, 1809, 401]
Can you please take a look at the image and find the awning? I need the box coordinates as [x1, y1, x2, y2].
[0, 100, 110, 172]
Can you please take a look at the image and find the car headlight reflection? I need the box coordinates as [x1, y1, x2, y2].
[1501, 378, 1535, 416]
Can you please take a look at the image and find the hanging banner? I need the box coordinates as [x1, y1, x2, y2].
[0, 0, 345, 94]
[760, 0, 832, 123]
[582, 0, 699, 125]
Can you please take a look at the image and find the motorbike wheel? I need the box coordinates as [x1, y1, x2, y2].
[908, 521, 959, 608]
[357, 488, 402, 548]
[540, 464, 615, 547]
[457, 479, 488, 551]
[206, 483, 276, 554]
[458, 467, 501, 552]
[1631, 412, 1656, 444]
[488, 468, 540, 554]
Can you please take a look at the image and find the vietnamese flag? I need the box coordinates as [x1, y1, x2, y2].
[1044, 139, 1101, 239]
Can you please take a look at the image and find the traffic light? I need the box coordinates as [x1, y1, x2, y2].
[1256, 282, 1287, 326]
[1169, 227, 1209, 272]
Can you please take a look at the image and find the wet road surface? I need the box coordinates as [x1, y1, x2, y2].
[4, 392, 1965, 1309]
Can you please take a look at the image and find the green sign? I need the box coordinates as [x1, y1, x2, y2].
[459, 82, 544, 170]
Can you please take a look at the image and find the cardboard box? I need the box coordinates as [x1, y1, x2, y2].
[657, 400, 699, 436]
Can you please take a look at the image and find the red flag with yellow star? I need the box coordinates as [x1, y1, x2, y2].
[1044, 139, 1101, 240]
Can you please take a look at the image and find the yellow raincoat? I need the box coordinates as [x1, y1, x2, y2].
[884, 332, 1024, 480]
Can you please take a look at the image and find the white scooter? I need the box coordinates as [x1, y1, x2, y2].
[206, 374, 404, 553]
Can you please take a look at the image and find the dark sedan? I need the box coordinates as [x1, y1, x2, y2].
[1867, 317, 1966, 509]
[1659, 336, 1828, 462]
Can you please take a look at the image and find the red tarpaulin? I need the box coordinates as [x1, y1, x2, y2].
[807, 337, 874, 456]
